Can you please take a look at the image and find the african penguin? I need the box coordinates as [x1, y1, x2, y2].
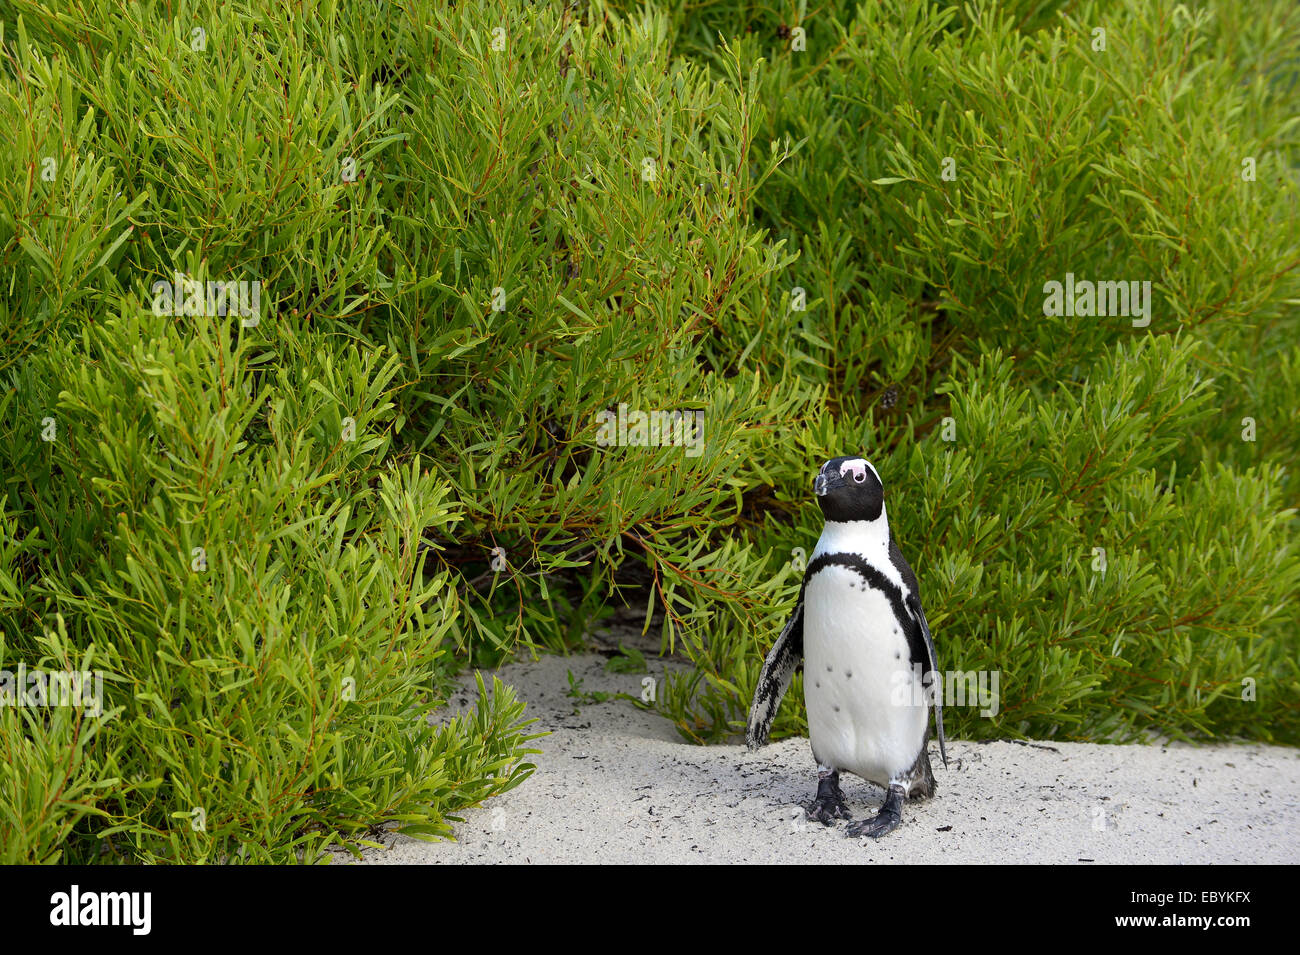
[747, 455, 947, 838]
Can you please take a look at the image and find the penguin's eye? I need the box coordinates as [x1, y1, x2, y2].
[839, 459, 869, 484]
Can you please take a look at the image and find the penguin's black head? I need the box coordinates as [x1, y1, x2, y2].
[814, 456, 884, 523]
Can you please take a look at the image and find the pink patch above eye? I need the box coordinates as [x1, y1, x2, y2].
[840, 461, 867, 482]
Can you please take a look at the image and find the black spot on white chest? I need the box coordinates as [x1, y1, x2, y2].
[801, 564, 930, 780]
[802, 566, 913, 685]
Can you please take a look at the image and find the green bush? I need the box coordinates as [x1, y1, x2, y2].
[0, 0, 1296, 861]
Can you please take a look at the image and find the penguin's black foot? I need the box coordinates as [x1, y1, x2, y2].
[804, 772, 852, 826]
[845, 783, 905, 839]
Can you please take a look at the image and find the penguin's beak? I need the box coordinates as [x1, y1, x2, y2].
[814, 472, 838, 497]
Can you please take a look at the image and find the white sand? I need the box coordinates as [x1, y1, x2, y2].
[348, 651, 1300, 864]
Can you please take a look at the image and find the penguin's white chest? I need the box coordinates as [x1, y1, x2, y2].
[802, 564, 927, 786]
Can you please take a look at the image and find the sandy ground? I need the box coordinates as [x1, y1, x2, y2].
[347, 651, 1300, 865]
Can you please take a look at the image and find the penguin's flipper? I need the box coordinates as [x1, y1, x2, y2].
[909, 594, 947, 768]
[745, 600, 804, 750]
[889, 537, 947, 768]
